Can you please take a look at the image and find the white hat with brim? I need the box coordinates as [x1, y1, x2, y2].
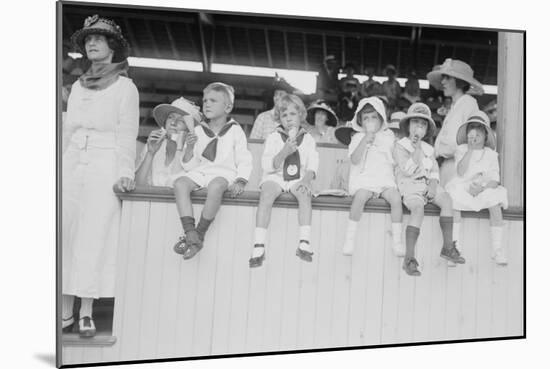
[389, 111, 406, 130]
[400, 102, 437, 139]
[456, 111, 496, 150]
[427, 58, 484, 96]
[152, 97, 203, 128]
[306, 101, 338, 127]
[351, 97, 388, 132]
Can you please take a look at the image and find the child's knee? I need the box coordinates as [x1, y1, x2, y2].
[354, 189, 372, 203]
[409, 202, 424, 216]
[173, 177, 193, 193]
[387, 190, 402, 207]
[259, 187, 280, 204]
[207, 177, 229, 194]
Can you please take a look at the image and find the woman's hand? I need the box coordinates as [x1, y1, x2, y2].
[115, 177, 135, 192]
[293, 179, 312, 197]
[146, 129, 166, 154]
[228, 180, 246, 198]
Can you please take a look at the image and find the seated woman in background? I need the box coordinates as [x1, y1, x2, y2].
[305, 100, 339, 144]
[135, 97, 202, 187]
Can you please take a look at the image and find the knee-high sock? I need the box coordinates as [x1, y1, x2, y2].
[405, 226, 420, 259]
[196, 215, 214, 239]
[79, 297, 94, 318]
[453, 222, 461, 249]
[180, 216, 196, 234]
[439, 216, 454, 249]
[62, 295, 75, 319]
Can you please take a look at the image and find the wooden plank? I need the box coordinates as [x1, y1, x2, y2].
[102, 200, 133, 363]
[81, 346, 103, 365]
[157, 204, 190, 358]
[412, 215, 434, 342]
[279, 207, 302, 351]
[347, 211, 371, 347]
[443, 219, 465, 341]
[138, 202, 168, 360]
[395, 215, 415, 344]
[62, 346, 84, 366]
[490, 221, 509, 338]
[263, 206, 291, 352]
[459, 218, 480, 340]
[211, 205, 239, 355]
[380, 214, 401, 344]
[506, 220, 524, 336]
[427, 216, 448, 342]
[119, 201, 151, 361]
[227, 206, 254, 353]
[296, 209, 322, 350]
[329, 211, 352, 347]
[191, 204, 221, 356]
[475, 218, 493, 339]
[362, 212, 387, 346]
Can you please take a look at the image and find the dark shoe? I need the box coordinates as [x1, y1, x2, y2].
[78, 316, 96, 338]
[249, 244, 266, 268]
[296, 240, 313, 262]
[182, 231, 203, 260]
[173, 235, 188, 255]
[440, 245, 466, 264]
[62, 316, 75, 333]
[402, 257, 421, 276]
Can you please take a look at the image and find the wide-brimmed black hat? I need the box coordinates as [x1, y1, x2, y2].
[306, 101, 338, 127]
[70, 15, 130, 61]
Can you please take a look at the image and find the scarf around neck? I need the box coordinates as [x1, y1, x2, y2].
[79, 60, 129, 90]
[277, 126, 306, 181]
[200, 120, 236, 162]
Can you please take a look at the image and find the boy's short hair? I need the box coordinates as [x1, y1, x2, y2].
[203, 82, 235, 107]
[357, 103, 384, 125]
[274, 94, 307, 123]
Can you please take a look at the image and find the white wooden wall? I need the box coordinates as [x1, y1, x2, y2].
[62, 200, 524, 365]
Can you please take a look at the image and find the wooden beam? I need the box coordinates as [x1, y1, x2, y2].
[123, 18, 141, 57]
[377, 39, 383, 74]
[245, 28, 255, 67]
[360, 37, 364, 73]
[303, 33, 309, 70]
[283, 31, 290, 69]
[341, 36, 346, 67]
[322, 33, 327, 61]
[264, 28, 273, 68]
[186, 23, 198, 60]
[396, 40, 401, 75]
[198, 15, 210, 72]
[433, 43, 440, 66]
[225, 26, 236, 65]
[144, 20, 161, 58]
[164, 22, 181, 60]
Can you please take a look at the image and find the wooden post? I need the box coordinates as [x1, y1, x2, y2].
[497, 32, 524, 208]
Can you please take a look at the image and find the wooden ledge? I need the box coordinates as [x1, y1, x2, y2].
[114, 186, 524, 221]
[62, 333, 117, 347]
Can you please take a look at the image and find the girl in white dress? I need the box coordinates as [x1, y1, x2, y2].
[135, 98, 202, 187]
[342, 97, 404, 257]
[62, 15, 139, 337]
[446, 111, 508, 264]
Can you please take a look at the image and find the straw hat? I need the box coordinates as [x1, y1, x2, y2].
[152, 97, 203, 128]
[351, 97, 388, 132]
[427, 58, 484, 96]
[456, 111, 496, 150]
[70, 15, 129, 61]
[389, 111, 406, 130]
[306, 101, 338, 127]
[399, 103, 437, 139]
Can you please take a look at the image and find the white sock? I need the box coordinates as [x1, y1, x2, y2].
[79, 297, 94, 318]
[299, 226, 312, 252]
[392, 222, 403, 246]
[491, 226, 504, 254]
[453, 222, 461, 250]
[343, 220, 358, 254]
[254, 227, 267, 245]
[62, 295, 75, 319]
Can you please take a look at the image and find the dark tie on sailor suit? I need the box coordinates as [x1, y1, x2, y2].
[278, 129, 306, 181]
[201, 122, 236, 162]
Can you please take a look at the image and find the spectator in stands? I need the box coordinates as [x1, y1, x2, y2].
[342, 97, 404, 258]
[388, 111, 406, 139]
[316, 54, 340, 104]
[172, 83, 252, 260]
[250, 76, 294, 139]
[382, 64, 401, 110]
[427, 58, 483, 187]
[396, 70, 421, 112]
[393, 103, 465, 276]
[446, 112, 508, 265]
[483, 99, 498, 133]
[306, 100, 339, 144]
[338, 63, 361, 122]
[62, 15, 139, 338]
[360, 66, 377, 97]
[249, 94, 319, 267]
[135, 97, 202, 187]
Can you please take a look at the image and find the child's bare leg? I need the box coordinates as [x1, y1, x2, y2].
[382, 188, 405, 256]
[250, 181, 282, 265]
[343, 190, 373, 255]
[196, 177, 229, 241]
[290, 185, 314, 256]
[173, 176, 198, 217]
[489, 205, 507, 265]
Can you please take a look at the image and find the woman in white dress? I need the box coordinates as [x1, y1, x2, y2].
[62, 15, 139, 337]
[446, 111, 508, 265]
[135, 97, 202, 187]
